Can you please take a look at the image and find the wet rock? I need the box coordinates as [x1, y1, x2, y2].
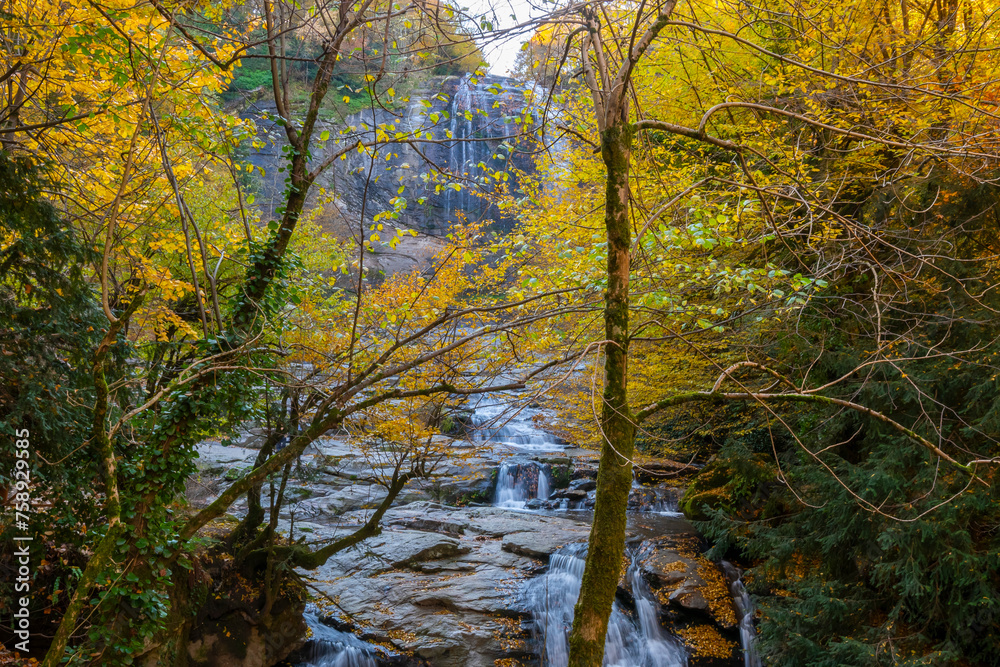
[548, 464, 573, 489]
[628, 484, 682, 513]
[322, 528, 471, 572]
[440, 408, 476, 438]
[231, 427, 268, 450]
[501, 527, 589, 560]
[304, 506, 591, 667]
[569, 478, 597, 492]
[194, 442, 258, 475]
[536, 455, 571, 466]
[549, 488, 588, 501]
[293, 484, 390, 517]
[388, 515, 467, 536]
[639, 536, 738, 631]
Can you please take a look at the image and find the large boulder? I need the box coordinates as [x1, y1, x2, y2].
[636, 535, 741, 666]
[640, 535, 737, 628]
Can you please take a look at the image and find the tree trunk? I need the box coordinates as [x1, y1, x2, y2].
[568, 120, 635, 666]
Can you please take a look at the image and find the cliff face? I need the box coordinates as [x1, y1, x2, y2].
[324, 73, 533, 234]
[240, 72, 534, 279]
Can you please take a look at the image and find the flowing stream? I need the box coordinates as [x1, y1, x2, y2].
[523, 543, 687, 667]
[721, 562, 762, 667]
[295, 394, 745, 666]
[479, 398, 688, 666]
[294, 611, 379, 667]
[469, 397, 562, 509]
[494, 460, 551, 508]
[468, 397, 563, 451]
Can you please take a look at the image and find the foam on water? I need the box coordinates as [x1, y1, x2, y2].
[524, 543, 687, 667]
[494, 461, 552, 509]
[721, 562, 762, 667]
[297, 612, 378, 667]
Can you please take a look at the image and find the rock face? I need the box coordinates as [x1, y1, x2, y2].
[189, 417, 748, 666]
[188, 435, 496, 519]
[330, 74, 533, 235]
[188, 433, 592, 667]
[636, 534, 743, 666]
[303, 504, 591, 667]
[237, 73, 536, 282]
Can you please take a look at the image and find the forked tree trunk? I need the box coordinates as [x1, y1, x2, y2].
[568, 120, 636, 666]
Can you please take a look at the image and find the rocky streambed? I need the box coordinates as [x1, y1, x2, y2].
[187, 397, 758, 666]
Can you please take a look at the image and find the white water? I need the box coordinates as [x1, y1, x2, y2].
[298, 612, 378, 667]
[630, 481, 684, 516]
[524, 543, 687, 667]
[471, 397, 560, 509]
[443, 73, 521, 219]
[494, 461, 552, 509]
[294, 393, 739, 667]
[468, 398, 563, 451]
[721, 562, 762, 667]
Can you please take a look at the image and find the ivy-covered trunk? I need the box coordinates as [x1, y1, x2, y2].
[568, 120, 635, 666]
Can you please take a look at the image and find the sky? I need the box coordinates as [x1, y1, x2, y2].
[461, 0, 545, 76]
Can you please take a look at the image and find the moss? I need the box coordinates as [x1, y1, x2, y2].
[550, 464, 573, 489]
[679, 454, 772, 521]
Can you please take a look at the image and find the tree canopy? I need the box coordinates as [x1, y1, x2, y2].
[2, 0, 1000, 665]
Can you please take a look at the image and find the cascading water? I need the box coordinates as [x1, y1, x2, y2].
[524, 543, 687, 667]
[493, 461, 551, 509]
[443, 73, 523, 220]
[469, 397, 561, 510]
[628, 543, 688, 666]
[720, 562, 762, 667]
[629, 481, 683, 515]
[468, 399, 562, 451]
[295, 611, 379, 667]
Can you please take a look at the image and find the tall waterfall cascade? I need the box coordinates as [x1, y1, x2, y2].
[330, 73, 534, 235]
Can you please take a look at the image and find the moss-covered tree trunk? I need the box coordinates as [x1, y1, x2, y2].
[568, 119, 635, 666]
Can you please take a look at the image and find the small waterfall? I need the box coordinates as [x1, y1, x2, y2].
[297, 612, 378, 667]
[721, 562, 762, 667]
[468, 399, 562, 451]
[524, 543, 687, 667]
[494, 461, 551, 509]
[628, 544, 686, 667]
[629, 482, 682, 515]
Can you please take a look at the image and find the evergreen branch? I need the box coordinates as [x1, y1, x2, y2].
[635, 390, 973, 472]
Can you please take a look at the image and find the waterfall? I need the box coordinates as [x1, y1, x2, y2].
[468, 399, 562, 450]
[297, 611, 379, 667]
[442, 73, 523, 222]
[629, 481, 682, 515]
[493, 461, 551, 509]
[305, 646, 376, 667]
[523, 543, 687, 667]
[720, 562, 762, 667]
[627, 544, 687, 667]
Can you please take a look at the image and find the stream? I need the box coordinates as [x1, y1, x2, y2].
[474, 397, 688, 666]
[288, 395, 758, 667]
[524, 542, 687, 667]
